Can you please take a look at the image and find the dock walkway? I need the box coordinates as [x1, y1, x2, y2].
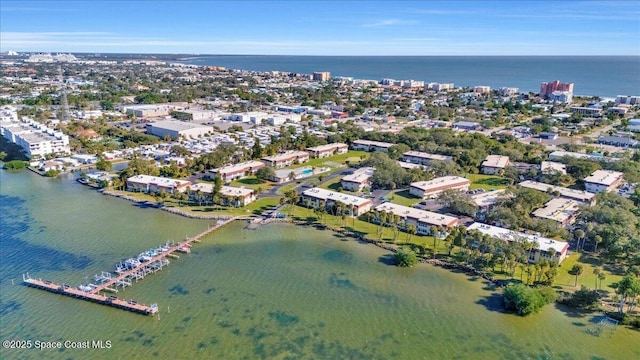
[23, 218, 234, 316]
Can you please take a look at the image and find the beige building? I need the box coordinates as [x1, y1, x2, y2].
[532, 198, 581, 226]
[402, 151, 453, 165]
[518, 180, 596, 205]
[300, 188, 372, 216]
[306, 143, 348, 158]
[210, 161, 266, 182]
[374, 202, 459, 235]
[481, 155, 510, 175]
[262, 151, 310, 168]
[341, 167, 375, 192]
[351, 139, 395, 152]
[409, 176, 471, 199]
[583, 170, 624, 193]
[126, 175, 191, 194]
[186, 183, 256, 207]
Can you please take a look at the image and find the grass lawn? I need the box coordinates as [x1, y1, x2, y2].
[553, 252, 623, 293]
[276, 181, 299, 195]
[230, 176, 275, 191]
[466, 173, 508, 190]
[387, 189, 421, 207]
[300, 150, 370, 169]
[167, 197, 281, 217]
[319, 177, 344, 191]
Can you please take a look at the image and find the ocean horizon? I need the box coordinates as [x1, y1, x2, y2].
[175, 55, 640, 98]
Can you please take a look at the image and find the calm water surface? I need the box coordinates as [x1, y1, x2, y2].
[0, 170, 638, 359]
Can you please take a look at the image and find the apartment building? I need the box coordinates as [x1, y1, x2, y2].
[467, 223, 569, 264]
[300, 188, 372, 216]
[210, 160, 266, 182]
[306, 143, 348, 158]
[409, 176, 471, 199]
[481, 155, 510, 175]
[402, 151, 453, 165]
[518, 180, 596, 205]
[341, 167, 375, 192]
[185, 183, 256, 207]
[126, 175, 192, 194]
[531, 198, 580, 226]
[261, 151, 310, 168]
[374, 202, 459, 235]
[351, 139, 395, 152]
[1, 116, 70, 158]
[583, 170, 624, 193]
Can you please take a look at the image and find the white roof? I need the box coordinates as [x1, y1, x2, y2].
[186, 183, 253, 197]
[302, 187, 371, 207]
[403, 151, 453, 162]
[374, 202, 459, 227]
[467, 222, 569, 255]
[532, 198, 580, 223]
[410, 176, 470, 192]
[583, 170, 624, 186]
[147, 120, 211, 132]
[306, 143, 348, 152]
[127, 175, 191, 188]
[262, 151, 309, 162]
[353, 139, 395, 148]
[518, 180, 595, 204]
[342, 167, 375, 184]
[540, 161, 567, 174]
[470, 189, 506, 207]
[212, 160, 265, 175]
[397, 161, 424, 170]
[482, 155, 510, 169]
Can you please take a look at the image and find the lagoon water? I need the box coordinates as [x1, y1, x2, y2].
[1, 169, 638, 359]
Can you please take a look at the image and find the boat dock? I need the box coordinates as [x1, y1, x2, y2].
[23, 219, 233, 316]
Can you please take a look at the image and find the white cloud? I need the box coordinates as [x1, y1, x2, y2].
[362, 19, 400, 28]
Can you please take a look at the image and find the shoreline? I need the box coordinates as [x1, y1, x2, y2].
[99, 187, 504, 286]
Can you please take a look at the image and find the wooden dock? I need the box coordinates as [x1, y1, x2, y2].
[23, 219, 233, 316]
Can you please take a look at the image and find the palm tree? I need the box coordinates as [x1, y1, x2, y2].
[598, 272, 606, 290]
[570, 264, 584, 287]
[406, 223, 417, 243]
[573, 229, 585, 252]
[592, 268, 601, 289]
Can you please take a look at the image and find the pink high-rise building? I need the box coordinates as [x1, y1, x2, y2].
[540, 80, 574, 98]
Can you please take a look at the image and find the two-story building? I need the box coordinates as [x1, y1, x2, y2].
[351, 139, 395, 152]
[402, 151, 453, 165]
[373, 202, 459, 235]
[126, 175, 192, 194]
[409, 176, 471, 199]
[210, 160, 266, 182]
[481, 155, 510, 175]
[341, 167, 375, 192]
[261, 151, 310, 168]
[300, 187, 372, 216]
[583, 170, 624, 193]
[306, 143, 348, 158]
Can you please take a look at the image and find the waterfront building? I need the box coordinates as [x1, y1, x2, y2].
[300, 187, 372, 216]
[409, 176, 471, 199]
[615, 95, 640, 105]
[499, 87, 519, 96]
[261, 151, 310, 168]
[402, 151, 453, 165]
[531, 198, 580, 226]
[0, 115, 70, 159]
[185, 183, 255, 207]
[518, 180, 596, 205]
[210, 160, 266, 182]
[583, 170, 624, 193]
[540, 80, 574, 99]
[146, 120, 212, 139]
[547, 91, 573, 104]
[426, 83, 454, 91]
[473, 86, 491, 95]
[306, 143, 348, 158]
[341, 167, 375, 192]
[373, 202, 459, 235]
[312, 72, 331, 81]
[467, 223, 569, 264]
[351, 139, 395, 152]
[126, 175, 191, 194]
[481, 155, 510, 175]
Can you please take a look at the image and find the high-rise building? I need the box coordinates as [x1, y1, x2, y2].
[540, 80, 574, 99]
[312, 72, 331, 81]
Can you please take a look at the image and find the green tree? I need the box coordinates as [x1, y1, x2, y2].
[255, 166, 275, 181]
[502, 284, 556, 316]
[613, 274, 640, 314]
[569, 264, 584, 287]
[394, 247, 418, 267]
[95, 157, 112, 171]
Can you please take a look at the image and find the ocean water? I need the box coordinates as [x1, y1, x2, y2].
[1, 169, 639, 359]
[182, 55, 640, 97]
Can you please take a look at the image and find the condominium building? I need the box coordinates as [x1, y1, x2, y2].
[473, 86, 491, 94]
[185, 183, 256, 207]
[312, 72, 331, 81]
[0, 115, 70, 159]
[374, 202, 459, 235]
[306, 143, 348, 158]
[540, 161, 567, 175]
[569, 106, 602, 117]
[467, 223, 569, 264]
[300, 188, 372, 216]
[615, 95, 640, 105]
[532, 198, 580, 226]
[518, 180, 596, 205]
[402, 151, 453, 165]
[351, 139, 395, 152]
[583, 170, 624, 193]
[540, 80, 574, 99]
[409, 176, 471, 199]
[126, 175, 192, 194]
[481, 155, 510, 175]
[470, 189, 506, 214]
[341, 167, 375, 192]
[210, 160, 266, 182]
[261, 151, 310, 168]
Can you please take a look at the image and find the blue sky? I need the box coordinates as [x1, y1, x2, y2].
[1, 1, 638, 55]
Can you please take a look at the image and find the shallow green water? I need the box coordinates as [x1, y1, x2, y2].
[0, 170, 638, 359]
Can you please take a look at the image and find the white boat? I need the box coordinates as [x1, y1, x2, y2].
[78, 284, 95, 292]
[138, 253, 152, 262]
[124, 258, 141, 269]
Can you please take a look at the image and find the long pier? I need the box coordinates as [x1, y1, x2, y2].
[23, 219, 233, 316]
